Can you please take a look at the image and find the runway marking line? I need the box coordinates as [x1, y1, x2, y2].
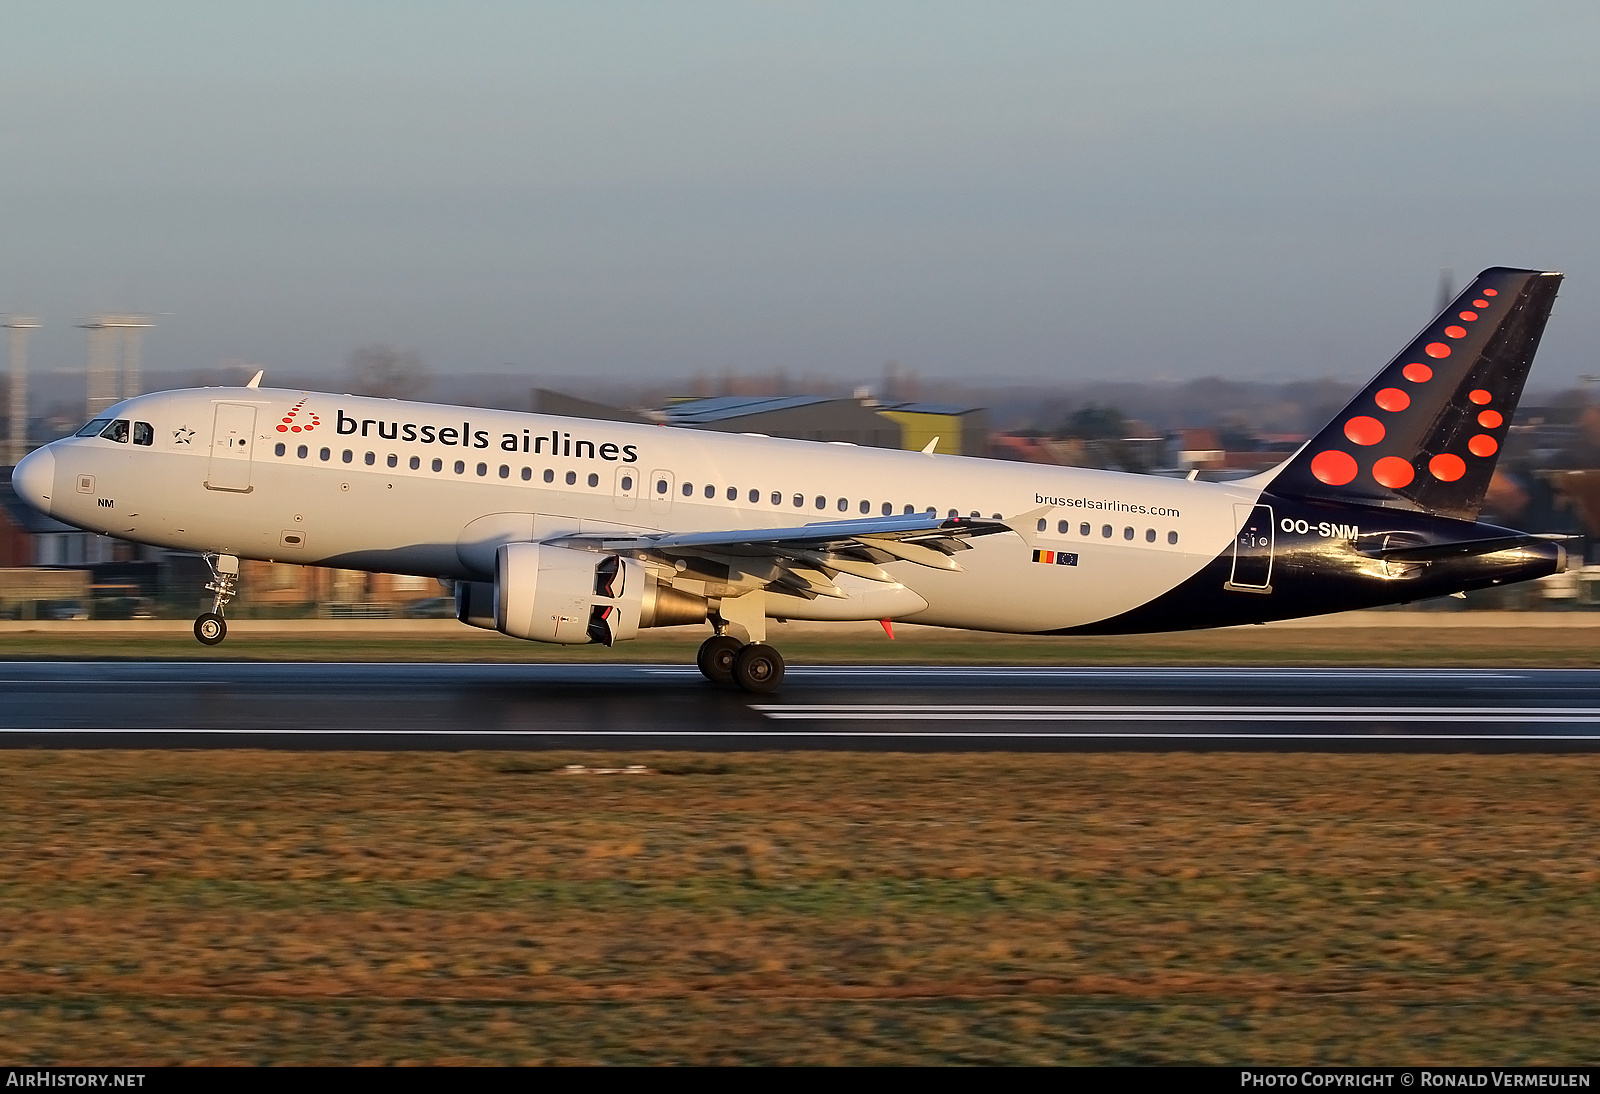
[0, 727, 1599, 742]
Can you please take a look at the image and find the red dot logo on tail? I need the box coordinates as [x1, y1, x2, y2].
[1310, 450, 1357, 486]
[1469, 389, 1492, 405]
[1430, 453, 1466, 481]
[1344, 417, 1385, 446]
[1374, 387, 1410, 412]
[1403, 363, 1433, 383]
[1468, 435, 1498, 457]
[1425, 343, 1451, 358]
[1372, 456, 1415, 489]
[1444, 326, 1467, 339]
[1478, 409, 1503, 428]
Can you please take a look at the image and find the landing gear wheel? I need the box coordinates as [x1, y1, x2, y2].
[194, 613, 227, 646]
[732, 643, 785, 693]
[697, 635, 744, 684]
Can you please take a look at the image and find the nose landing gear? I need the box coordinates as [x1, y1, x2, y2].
[194, 553, 239, 646]
[695, 634, 786, 693]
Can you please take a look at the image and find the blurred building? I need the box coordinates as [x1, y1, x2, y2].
[653, 394, 990, 456]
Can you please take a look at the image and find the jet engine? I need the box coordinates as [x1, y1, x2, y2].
[489, 542, 707, 645]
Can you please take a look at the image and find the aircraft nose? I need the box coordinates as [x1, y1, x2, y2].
[12, 445, 56, 517]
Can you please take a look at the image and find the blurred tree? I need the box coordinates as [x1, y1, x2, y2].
[1061, 404, 1127, 440]
[347, 344, 429, 400]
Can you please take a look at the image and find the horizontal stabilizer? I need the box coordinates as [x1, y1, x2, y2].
[1362, 533, 1575, 564]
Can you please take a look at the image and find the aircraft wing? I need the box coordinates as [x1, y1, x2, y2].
[552, 512, 1024, 600]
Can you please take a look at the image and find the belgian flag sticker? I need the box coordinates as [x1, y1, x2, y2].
[1032, 549, 1078, 567]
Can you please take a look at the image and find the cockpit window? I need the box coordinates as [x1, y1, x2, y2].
[75, 418, 112, 438]
[132, 421, 154, 446]
[100, 419, 130, 443]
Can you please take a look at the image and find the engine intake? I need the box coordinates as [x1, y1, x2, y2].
[492, 542, 707, 645]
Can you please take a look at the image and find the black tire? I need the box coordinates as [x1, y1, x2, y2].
[732, 643, 785, 693]
[696, 635, 744, 684]
[194, 613, 227, 646]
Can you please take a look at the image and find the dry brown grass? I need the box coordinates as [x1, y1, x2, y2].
[0, 750, 1597, 1064]
[0, 624, 1597, 665]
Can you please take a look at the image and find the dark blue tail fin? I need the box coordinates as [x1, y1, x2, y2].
[1268, 266, 1562, 521]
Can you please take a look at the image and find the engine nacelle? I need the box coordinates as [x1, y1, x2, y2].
[493, 542, 708, 645]
[454, 579, 496, 630]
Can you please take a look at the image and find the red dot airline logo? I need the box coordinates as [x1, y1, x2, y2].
[277, 399, 321, 434]
[1308, 285, 1504, 492]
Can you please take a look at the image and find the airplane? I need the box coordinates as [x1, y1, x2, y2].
[9, 266, 1570, 692]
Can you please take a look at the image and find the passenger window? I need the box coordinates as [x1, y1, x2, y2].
[682, 482, 693, 496]
[1145, 528, 1156, 542]
[881, 502, 892, 516]
[548, 469, 558, 484]
[1101, 524, 1112, 538]
[1123, 526, 1134, 540]
[132, 421, 154, 446]
[948, 509, 958, 518]
[749, 489, 759, 503]
[1168, 531, 1179, 545]
[793, 494, 804, 507]
[1037, 519, 1047, 532]
[656, 478, 668, 494]
[342, 450, 353, 463]
[770, 491, 780, 505]
[838, 498, 848, 512]
[100, 419, 130, 443]
[705, 484, 715, 499]
[1080, 523, 1090, 536]
[274, 442, 286, 456]
[364, 452, 376, 465]
[498, 465, 510, 479]
[860, 501, 870, 514]
[522, 467, 532, 481]
[565, 470, 576, 485]
[387, 454, 398, 468]
[298, 445, 309, 459]
[729, 487, 739, 501]
[588, 473, 599, 487]
[320, 448, 331, 461]
[815, 496, 826, 510]
[454, 460, 465, 474]
[925, 507, 935, 515]
[476, 462, 487, 476]
[410, 456, 420, 470]
[432, 458, 443, 472]
[1057, 520, 1068, 534]
[904, 505, 914, 515]
[75, 418, 112, 438]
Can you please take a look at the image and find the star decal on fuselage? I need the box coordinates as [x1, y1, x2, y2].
[174, 426, 195, 445]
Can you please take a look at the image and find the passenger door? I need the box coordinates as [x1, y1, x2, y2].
[1225, 503, 1274, 593]
[207, 403, 257, 492]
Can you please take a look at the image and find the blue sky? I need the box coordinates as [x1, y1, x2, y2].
[3, 1, 1598, 386]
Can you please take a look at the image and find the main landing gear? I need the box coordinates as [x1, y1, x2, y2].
[193, 553, 239, 646]
[696, 634, 786, 693]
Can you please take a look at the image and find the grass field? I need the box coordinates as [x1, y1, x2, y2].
[0, 623, 1596, 665]
[0, 749, 1597, 1065]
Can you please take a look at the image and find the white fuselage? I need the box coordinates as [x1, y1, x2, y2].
[17, 387, 1266, 633]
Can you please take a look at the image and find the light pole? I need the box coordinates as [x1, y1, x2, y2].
[2, 317, 39, 465]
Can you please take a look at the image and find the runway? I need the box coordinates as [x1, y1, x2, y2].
[1, 662, 1599, 750]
